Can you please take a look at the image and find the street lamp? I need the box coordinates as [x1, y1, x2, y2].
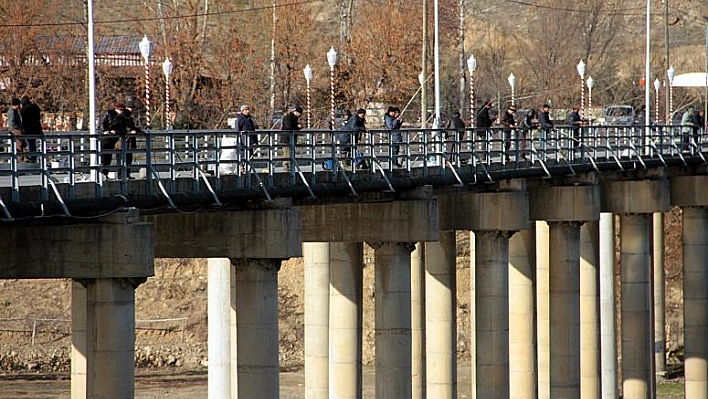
[508, 73, 516, 107]
[586, 76, 595, 124]
[667, 66, 676, 123]
[326, 47, 337, 130]
[653, 78, 661, 124]
[419, 72, 426, 128]
[467, 53, 476, 127]
[303, 64, 313, 129]
[138, 35, 151, 127]
[577, 59, 586, 115]
[162, 58, 173, 130]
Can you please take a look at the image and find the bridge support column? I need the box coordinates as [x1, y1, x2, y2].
[603, 178, 669, 399]
[509, 228, 536, 399]
[304, 242, 330, 399]
[530, 183, 600, 399]
[599, 213, 617, 399]
[72, 277, 145, 399]
[329, 242, 363, 399]
[653, 212, 666, 380]
[475, 230, 511, 398]
[581, 222, 600, 399]
[412, 242, 426, 399]
[671, 176, 708, 399]
[425, 231, 456, 398]
[536, 221, 551, 399]
[372, 241, 415, 398]
[208, 258, 231, 399]
[231, 258, 281, 399]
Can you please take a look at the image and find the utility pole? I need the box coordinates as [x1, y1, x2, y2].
[421, 0, 428, 128]
[459, 0, 466, 116]
[663, 0, 670, 123]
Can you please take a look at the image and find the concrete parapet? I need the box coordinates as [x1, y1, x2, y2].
[530, 185, 600, 222]
[0, 208, 153, 279]
[437, 191, 528, 232]
[299, 200, 438, 242]
[670, 175, 708, 207]
[602, 179, 669, 214]
[145, 209, 301, 259]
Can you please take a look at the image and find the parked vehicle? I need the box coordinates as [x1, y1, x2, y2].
[596, 105, 635, 126]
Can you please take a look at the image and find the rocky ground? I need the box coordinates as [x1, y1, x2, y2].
[0, 208, 686, 395]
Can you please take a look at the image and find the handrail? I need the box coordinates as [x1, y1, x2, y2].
[0, 125, 701, 210]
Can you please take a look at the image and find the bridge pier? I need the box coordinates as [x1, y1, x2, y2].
[304, 242, 330, 399]
[509, 228, 536, 399]
[530, 183, 600, 399]
[671, 175, 708, 399]
[144, 208, 301, 399]
[603, 178, 669, 399]
[438, 187, 529, 399]
[329, 242, 363, 399]
[580, 221, 601, 399]
[207, 258, 231, 399]
[424, 232, 456, 398]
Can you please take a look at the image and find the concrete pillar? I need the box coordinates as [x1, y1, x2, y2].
[620, 213, 652, 399]
[599, 213, 618, 399]
[231, 258, 281, 399]
[71, 281, 87, 399]
[304, 242, 330, 399]
[469, 231, 477, 397]
[682, 207, 708, 399]
[425, 231, 457, 398]
[329, 242, 363, 399]
[536, 221, 551, 399]
[475, 230, 511, 399]
[208, 258, 232, 399]
[373, 242, 415, 399]
[580, 222, 600, 399]
[509, 228, 536, 399]
[72, 278, 143, 399]
[411, 242, 426, 399]
[653, 212, 666, 379]
[548, 221, 581, 399]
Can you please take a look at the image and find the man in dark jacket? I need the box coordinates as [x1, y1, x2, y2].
[100, 102, 139, 178]
[20, 96, 43, 163]
[475, 100, 494, 137]
[339, 108, 367, 167]
[384, 106, 403, 166]
[236, 104, 258, 158]
[280, 106, 302, 171]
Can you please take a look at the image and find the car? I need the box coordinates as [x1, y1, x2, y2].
[601, 105, 635, 126]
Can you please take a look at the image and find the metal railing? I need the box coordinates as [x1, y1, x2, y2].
[0, 124, 704, 209]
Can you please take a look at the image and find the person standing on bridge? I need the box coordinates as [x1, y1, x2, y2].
[280, 106, 302, 171]
[500, 106, 517, 162]
[566, 105, 585, 149]
[339, 108, 368, 168]
[7, 97, 27, 162]
[236, 104, 259, 159]
[20, 96, 43, 163]
[100, 102, 139, 179]
[384, 106, 403, 167]
[681, 106, 695, 152]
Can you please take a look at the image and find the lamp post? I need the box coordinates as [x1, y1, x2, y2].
[327, 47, 337, 131]
[162, 58, 173, 130]
[138, 35, 151, 127]
[586, 76, 595, 124]
[419, 72, 426, 127]
[467, 53, 476, 127]
[508, 73, 516, 107]
[653, 78, 661, 125]
[303, 64, 313, 129]
[667, 66, 675, 123]
[577, 59, 586, 115]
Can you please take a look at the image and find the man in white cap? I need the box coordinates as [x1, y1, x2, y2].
[236, 104, 258, 158]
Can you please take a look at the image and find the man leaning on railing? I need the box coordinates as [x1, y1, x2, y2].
[100, 102, 140, 179]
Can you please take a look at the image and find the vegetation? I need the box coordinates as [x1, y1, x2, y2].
[0, 0, 705, 128]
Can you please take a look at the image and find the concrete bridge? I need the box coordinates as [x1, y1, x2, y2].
[0, 125, 707, 398]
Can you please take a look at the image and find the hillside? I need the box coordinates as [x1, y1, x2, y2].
[0, 207, 685, 376]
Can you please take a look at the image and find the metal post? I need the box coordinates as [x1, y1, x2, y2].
[327, 48, 337, 131]
[467, 54, 476, 127]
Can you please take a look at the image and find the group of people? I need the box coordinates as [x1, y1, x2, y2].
[6, 96, 44, 163]
[680, 105, 706, 151]
[100, 101, 142, 179]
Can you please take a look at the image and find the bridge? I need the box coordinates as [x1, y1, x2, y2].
[1, 125, 707, 398]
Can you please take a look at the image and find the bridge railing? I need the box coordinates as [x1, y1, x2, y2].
[0, 124, 702, 205]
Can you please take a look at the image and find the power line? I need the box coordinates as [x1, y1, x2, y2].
[0, 0, 317, 28]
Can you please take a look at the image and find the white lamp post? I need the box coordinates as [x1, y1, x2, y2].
[326, 47, 337, 130]
[467, 53, 476, 127]
[586, 76, 595, 124]
[162, 58, 173, 130]
[667, 66, 676, 123]
[653, 78, 661, 124]
[303, 64, 313, 129]
[507, 73, 516, 107]
[419, 72, 426, 128]
[576, 59, 586, 115]
[138, 35, 152, 127]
